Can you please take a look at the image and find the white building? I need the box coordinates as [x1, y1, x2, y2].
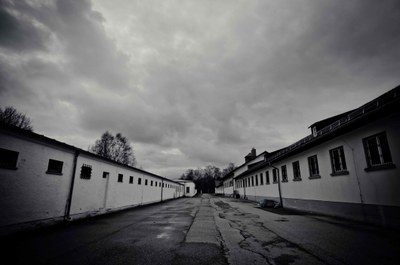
[0, 126, 184, 234]
[217, 85, 400, 228]
[175, 179, 197, 197]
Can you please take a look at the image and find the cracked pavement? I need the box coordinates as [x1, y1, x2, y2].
[211, 195, 400, 265]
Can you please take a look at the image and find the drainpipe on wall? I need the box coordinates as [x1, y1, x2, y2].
[271, 164, 283, 207]
[243, 178, 247, 199]
[161, 179, 164, 202]
[64, 150, 79, 221]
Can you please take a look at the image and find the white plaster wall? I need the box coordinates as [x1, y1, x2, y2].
[234, 113, 400, 207]
[0, 133, 74, 226]
[238, 170, 280, 199]
[162, 180, 181, 200]
[70, 155, 173, 216]
[346, 113, 400, 206]
[184, 182, 196, 197]
[222, 176, 234, 195]
[268, 141, 361, 204]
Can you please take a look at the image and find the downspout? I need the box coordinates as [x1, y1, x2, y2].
[161, 179, 164, 202]
[342, 139, 367, 222]
[65, 150, 79, 221]
[271, 164, 283, 207]
[243, 178, 247, 199]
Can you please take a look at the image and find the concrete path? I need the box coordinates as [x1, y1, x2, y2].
[2, 194, 400, 265]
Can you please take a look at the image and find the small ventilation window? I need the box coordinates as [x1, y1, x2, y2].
[0, 148, 19, 170]
[80, 164, 92, 179]
[46, 159, 63, 175]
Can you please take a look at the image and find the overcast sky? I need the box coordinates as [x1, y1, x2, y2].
[1, 0, 399, 178]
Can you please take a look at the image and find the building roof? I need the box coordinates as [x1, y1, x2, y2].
[0, 122, 183, 185]
[308, 109, 355, 131]
[235, 84, 400, 179]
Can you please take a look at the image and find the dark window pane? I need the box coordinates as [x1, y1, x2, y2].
[367, 138, 381, 165]
[378, 134, 392, 163]
[47, 159, 63, 174]
[0, 148, 19, 169]
[80, 164, 92, 179]
[339, 148, 347, 170]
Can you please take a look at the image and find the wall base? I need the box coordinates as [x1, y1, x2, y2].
[239, 195, 400, 229]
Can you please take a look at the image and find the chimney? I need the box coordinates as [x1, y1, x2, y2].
[251, 148, 256, 159]
[245, 148, 257, 163]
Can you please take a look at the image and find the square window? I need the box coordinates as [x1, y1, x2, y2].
[329, 146, 348, 175]
[363, 132, 395, 170]
[281, 165, 288, 182]
[0, 148, 19, 169]
[118, 173, 123, 183]
[103, 171, 109, 179]
[308, 155, 320, 178]
[292, 161, 301, 181]
[129, 176, 134, 184]
[80, 164, 92, 179]
[47, 159, 63, 174]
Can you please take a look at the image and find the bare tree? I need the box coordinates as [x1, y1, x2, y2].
[222, 162, 235, 178]
[90, 131, 137, 167]
[180, 163, 234, 193]
[0, 106, 33, 131]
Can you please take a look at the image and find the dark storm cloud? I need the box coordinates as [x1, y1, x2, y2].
[0, 1, 49, 52]
[1, 0, 400, 177]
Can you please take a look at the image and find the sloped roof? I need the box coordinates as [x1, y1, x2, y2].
[235, 84, 400, 179]
[0, 122, 182, 185]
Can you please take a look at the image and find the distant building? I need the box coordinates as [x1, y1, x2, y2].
[175, 179, 197, 197]
[0, 124, 184, 234]
[216, 85, 400, 228]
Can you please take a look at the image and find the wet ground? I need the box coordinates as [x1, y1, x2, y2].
[2, 195, 400, 265]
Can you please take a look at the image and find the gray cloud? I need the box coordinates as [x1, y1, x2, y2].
[1, 0, 400, 177]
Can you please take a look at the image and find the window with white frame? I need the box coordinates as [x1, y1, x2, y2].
[363, 132, 394, 170]
[260, 172, 264, 185]
[330, 146, 348, 175]
[281, 165, 288, 182]
[272, 168, 278, 183]
[266, 171, 270, 184]
[308, 155, 320, 178]
[292, 161, 301, 181]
